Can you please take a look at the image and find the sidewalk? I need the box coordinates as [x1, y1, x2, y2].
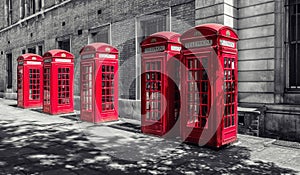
[0, 98, 299, 175]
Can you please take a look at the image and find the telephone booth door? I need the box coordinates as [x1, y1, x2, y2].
[43, 65, 51, 113]
[80, 43, 119, 123]
[42, 50, 74, 115]
[81, 62, 94, 122]
[17, 54, 43, 108]
[141, 32, 182, 137]
[143, 59, 164, 135]
[180, 23, 239, 147]
[182, 53, 212, 142]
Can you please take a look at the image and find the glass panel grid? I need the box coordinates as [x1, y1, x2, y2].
[17, 68, 23, 103]
[102, 65, 115, 111]
[43, 67, 50, 105]
[82, 65, 93, 111]
[145, 61, 162, 122]
[29, 69, 40, 100]
[186, 57, 210, 129]
[224, 58, 236, 128]
[58, 68, 71, 105]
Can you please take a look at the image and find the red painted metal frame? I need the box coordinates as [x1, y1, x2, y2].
[80, 43, 119, 123]
[140, 32, 182, 136]
[17, 54, 43, 108]
[180, 23, 239, 147]
[42, 49, 74, 115]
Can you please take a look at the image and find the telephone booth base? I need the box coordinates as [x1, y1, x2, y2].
[182, 130, 237, 148]
[141, 125, 165, 137]
[81, 117, 119, 123]
[43, 108, 74, 115]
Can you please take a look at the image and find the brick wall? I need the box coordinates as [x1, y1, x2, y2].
[0, 0, 195, 101]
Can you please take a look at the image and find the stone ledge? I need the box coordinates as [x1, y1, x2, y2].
[119, 99, 141, 121]
[3, 93, 17, 100]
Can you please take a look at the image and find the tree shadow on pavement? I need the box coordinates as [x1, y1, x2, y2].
[0, 118, 298, 175]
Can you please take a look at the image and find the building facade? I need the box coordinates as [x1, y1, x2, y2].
[0, 0, 299, 141]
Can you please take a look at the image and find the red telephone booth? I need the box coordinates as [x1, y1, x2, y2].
[42, 49, 74, 115]
[140, 32, 182, 136]
[180, 24, 238, 147]
[17, 54, 43, 108]
[79, 43, 119, 123]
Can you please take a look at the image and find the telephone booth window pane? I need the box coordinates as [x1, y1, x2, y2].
[223, 57, 237, 129]
[44, 68, 50, 105]
[144, 60, 162, 122]
[82, 65, 93, 111]
[201, 58, 208, 68]
[201, 118, 207, 128]
[185, 57, 211, 129]
[17, 68, 23, 103]
[29, 68, 40, 100]
[102, 65, 115, 111]
[58, 68, 71, 105]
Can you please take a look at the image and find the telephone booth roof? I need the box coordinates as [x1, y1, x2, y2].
[80, 42, 118, 55]
[141, 31, 181, 46]
[17, 53, 43, 62]
[181, 23, 238, 40]
[43, 49, 74, 59]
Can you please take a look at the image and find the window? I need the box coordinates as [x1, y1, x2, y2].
[91, 31, 109, 43]
[38, 45, 43, 56]
[38, 0, 42, 11]
[30, 0, 36, 15]
[22, 0, 43, 17]
[58, 68, 71, 105]
[101, 65, 115, 111]
[89, 25, 110, 44]
[140, 16, 167, 41]
[144, 61, 162, 121]
[57, 37, 71, 52]
[6, 53, 12, 89]
[44, 68, 50, 105]
[26, 43, 44, 55]
[20, 0, 25, 19]
[6, 0, 12, 25]
[136, 14, 168, 100]
[29, 69, 40, 100]
[27, 47, 36, 54]
[288, 0, 300, 88]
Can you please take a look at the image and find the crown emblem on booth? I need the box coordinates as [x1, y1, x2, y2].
[226, 30, 231, 37]
[194, 31, 201, 36]
[151, 38, 157, 43]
